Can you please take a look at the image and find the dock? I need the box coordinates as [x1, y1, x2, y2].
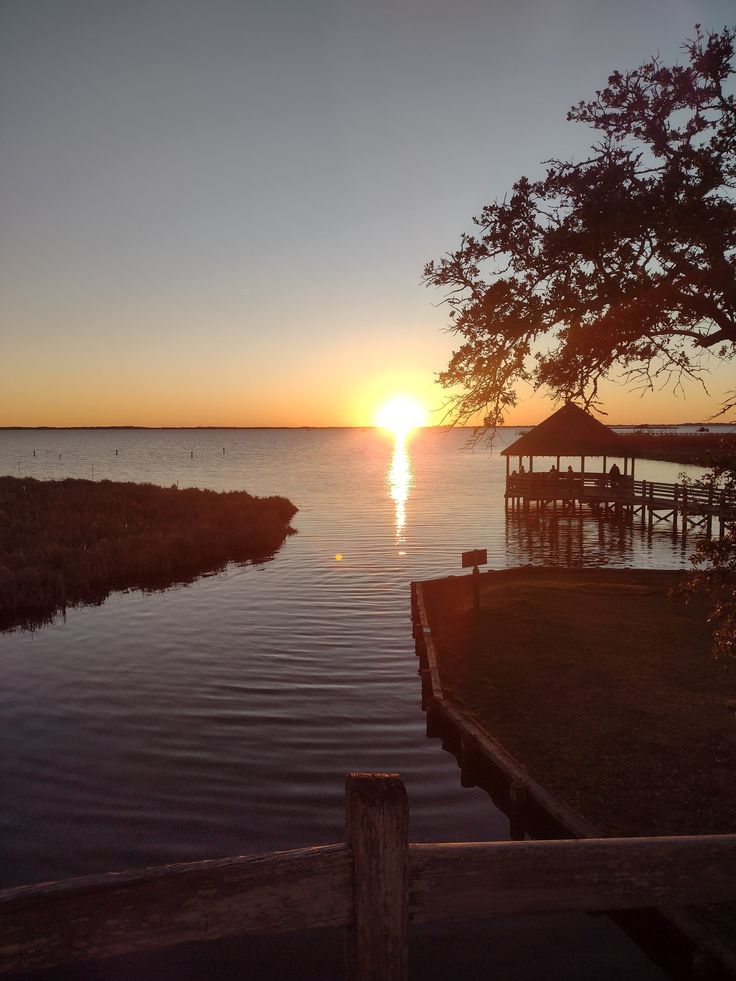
[505, 472, 736, 537]
[500, 401, 736, 538]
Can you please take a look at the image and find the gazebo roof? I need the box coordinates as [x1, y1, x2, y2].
[502, 402, 625, 457]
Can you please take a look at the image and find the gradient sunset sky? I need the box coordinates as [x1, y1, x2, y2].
[3, 0, 735, 427]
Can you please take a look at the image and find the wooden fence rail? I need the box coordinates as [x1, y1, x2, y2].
[2, 774, 736, 980]
[506, 472, 736, 538]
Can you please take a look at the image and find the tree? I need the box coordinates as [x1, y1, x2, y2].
[679, 459, 736, 663]
[424, 27, 736, 429]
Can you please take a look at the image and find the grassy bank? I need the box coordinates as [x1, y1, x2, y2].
[422, 568, 736, 956]
[422, 567, 732, 838]
[0, 476, 297, 631]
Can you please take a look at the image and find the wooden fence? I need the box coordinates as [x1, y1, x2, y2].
[2, 773, 736, 980]
[505, 473, 736, 536]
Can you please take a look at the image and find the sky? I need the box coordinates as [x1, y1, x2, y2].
[2, 0, 735, 427]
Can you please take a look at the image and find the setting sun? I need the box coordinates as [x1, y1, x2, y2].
[374, 396, 428, 438]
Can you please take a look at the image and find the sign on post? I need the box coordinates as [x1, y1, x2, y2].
[461, 549, 487, 610]
[461, 549, 487, 569]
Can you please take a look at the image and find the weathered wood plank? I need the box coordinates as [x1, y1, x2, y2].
[409, 836, 736, 923]
[415, 585, 444, 699]
[0, 843, 352, 975]
[438, 700, 596, 839]
[345, 773, 409, 981]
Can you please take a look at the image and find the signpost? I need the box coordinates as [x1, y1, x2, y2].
[461, 548, 488, 610]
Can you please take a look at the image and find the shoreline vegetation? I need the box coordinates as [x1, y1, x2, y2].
[0, 476, 297, 632]
[624, 433, 736, 467]
[1, 423, 735, 432]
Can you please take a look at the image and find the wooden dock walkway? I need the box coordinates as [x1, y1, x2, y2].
[505, 473, 736, 537]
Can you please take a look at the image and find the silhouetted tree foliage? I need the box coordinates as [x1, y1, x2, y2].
[0, 477, 297, 631]
[424, 26, 736, 427]
[679, 457, 736, 663]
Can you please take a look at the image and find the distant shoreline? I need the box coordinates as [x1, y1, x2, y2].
[1, 423, 734, 431]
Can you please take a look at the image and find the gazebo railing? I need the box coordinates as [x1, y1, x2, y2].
[505, 473, 736, 517]
[506, 472, 633, 495]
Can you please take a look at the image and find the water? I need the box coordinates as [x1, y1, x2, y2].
[0, 427, 709, 979]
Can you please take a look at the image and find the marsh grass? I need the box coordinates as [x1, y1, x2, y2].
[626, 433, 736, 466]
[0, 476, 297, 631]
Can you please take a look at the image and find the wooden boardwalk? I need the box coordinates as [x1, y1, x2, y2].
[505, 473, 736, 537]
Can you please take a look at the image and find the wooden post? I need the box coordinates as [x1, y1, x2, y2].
[673, 485, 679, 535]
[682, 484, 688, 538]
[720, 493, 726, 539]
[472, 566, 480, 610]
[460, 731, 482, 787]
[420, 669, 432, 699]
[345, 774, 409, 981]
[425, 696, 444, 735]
[508, 782, 528, 842]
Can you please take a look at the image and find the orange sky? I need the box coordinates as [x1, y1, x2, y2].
[4, 345, 734, 429]
[3, 3, 735, 429]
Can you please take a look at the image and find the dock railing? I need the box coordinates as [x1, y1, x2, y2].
[3, 773, 736, 980]
[506, 472, 736, 517]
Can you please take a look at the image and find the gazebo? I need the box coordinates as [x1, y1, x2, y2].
[502, 403, 635, 508]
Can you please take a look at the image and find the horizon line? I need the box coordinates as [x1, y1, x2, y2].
[1, 422, 732, 432]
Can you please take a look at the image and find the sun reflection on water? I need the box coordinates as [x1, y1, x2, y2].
[387, 433, 413, 544]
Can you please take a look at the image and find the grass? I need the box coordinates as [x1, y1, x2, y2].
[0, 476, 297, 631]
[422, 567, 736, 956]
[422, 567, 733, 837]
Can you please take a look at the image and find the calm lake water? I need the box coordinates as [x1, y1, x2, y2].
[0, 427, 716, 979]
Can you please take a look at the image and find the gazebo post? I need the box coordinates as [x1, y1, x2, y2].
[581, 455, 585, 476]
[529, 456, 533, 473]
[603, 455, 607, 475]
[632, 457, 636, 480]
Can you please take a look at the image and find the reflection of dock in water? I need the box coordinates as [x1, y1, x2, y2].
[504, 500, 640, 567]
